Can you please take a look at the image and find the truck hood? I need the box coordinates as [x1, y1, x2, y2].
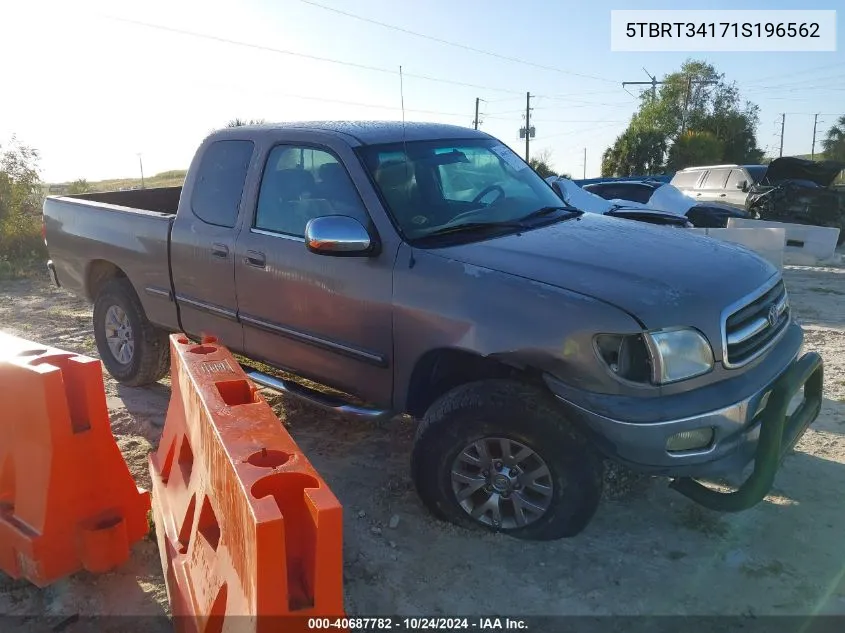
[764, 157, 845, 187]
[432, 213, 777, 329]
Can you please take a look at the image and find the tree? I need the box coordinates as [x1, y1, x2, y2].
[226, 118, 266, 128]
[68, 179, 93, 194]
[822, 115, 845, 162]
[667, 131, 724, 170]
[0, 137, 41, 222]
[601, 59, 763, 174]
[0, 136, 44, 262]
[528, 149, 558, 179]
[601, 128, 667, 176]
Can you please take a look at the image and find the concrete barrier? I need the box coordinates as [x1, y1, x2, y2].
[688, 227, 785, 270]
[726, 219, 840, 265]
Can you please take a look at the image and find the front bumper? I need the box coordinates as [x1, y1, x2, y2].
[548, 348, 823, 512]
[672, 351, 822, 511]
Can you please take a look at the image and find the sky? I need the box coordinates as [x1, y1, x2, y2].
[0, 0, 843, 182]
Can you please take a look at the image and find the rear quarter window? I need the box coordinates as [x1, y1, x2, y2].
[191, 140, 255, 227]
[670, 171, 701, 188]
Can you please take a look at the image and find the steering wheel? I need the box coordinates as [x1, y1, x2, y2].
[471, 184, 506, 206]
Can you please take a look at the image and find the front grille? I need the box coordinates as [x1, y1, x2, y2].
[723, 279, 789, 367]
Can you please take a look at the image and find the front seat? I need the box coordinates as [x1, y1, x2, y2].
[373, 160, 423, 226]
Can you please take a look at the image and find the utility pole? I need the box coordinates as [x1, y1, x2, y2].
[811, 113, 820, 160]
[583, 147, 587, 179]
[518, 93, 534, 161]
[622, 68, 664, 102]
[525, 92, 532, 161]
[137, 153, 145, 189]
[779, 113, 786, 157]
[473, 97, 480, 130]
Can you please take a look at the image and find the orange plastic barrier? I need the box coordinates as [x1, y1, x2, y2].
[149, 335, 344, 632]
[0, 332, 150, 587]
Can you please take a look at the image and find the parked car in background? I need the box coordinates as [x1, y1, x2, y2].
[545, 177, 692, 227]
[746, 157, 845, 244]
[669, 164, 768, 209]
[577, 178, 753, 228]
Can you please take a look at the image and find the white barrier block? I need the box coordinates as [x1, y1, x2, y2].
[726, 218, 840, 265]
[687, 227, 785, 270]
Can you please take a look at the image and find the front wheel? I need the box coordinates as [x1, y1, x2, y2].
[411, 380, 604, 540]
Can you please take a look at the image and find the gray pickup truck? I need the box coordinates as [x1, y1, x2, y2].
[43, 122, 823, 540]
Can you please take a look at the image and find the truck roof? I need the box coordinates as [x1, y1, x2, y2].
[216, 121, 492, 145]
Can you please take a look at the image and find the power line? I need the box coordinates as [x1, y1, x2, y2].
[535, 121, 622, 140]
[296, 0, 619, 84]
[143, 73, 476, 118]
[103, 15, 528, 96]
[743, 61, 845, 87]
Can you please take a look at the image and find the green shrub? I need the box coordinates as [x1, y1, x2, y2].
[0, 136, 45, 278]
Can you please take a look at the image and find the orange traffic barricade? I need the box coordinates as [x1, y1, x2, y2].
[149, 335, 344, 632]
[0, 332, 151, 587]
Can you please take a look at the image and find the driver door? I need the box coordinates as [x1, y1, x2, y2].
[233, 142, 394, 405]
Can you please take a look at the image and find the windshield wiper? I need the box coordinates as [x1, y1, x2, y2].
[516, 205, 583, 223]
[418, 221, 527, 239]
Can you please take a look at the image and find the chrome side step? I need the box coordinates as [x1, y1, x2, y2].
[243, 368, 394, 422]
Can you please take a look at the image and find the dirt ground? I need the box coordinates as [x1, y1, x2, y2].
[2, 258, 845, 623]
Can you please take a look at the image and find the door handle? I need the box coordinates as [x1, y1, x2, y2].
[245, 250, 266, 268]
[719, 193, 727, 197]
[211, 243, 229, 258]
[695, 193, 701, 197]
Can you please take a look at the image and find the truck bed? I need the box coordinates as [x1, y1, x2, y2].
[43, 188, 181, 331]
[68, 186, 182, 215]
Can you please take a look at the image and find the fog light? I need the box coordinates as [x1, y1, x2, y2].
[666, 428, 714, 452]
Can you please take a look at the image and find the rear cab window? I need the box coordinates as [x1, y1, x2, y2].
[191, 140, 255, 227]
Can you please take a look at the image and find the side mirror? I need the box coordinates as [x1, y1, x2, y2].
[304, 215, 373, 256]
[736, 180, 748, 191]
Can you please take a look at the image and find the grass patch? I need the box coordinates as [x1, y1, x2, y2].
[0, 255, 46, 281]
[46, 170, 187, 194]
[676, 504, 729, 537]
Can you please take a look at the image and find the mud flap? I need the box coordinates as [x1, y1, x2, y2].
[669, 352, 823, 512]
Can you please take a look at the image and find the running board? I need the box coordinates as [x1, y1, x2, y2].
[243, 368, 394, 422]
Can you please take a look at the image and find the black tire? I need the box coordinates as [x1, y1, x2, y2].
[411, 379, 604, 540]
[93, 278, 170, 386]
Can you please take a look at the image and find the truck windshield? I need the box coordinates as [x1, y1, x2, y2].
[357, 138, 567, 240]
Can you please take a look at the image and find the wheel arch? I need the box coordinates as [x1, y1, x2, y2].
[403, 347, 546, 418]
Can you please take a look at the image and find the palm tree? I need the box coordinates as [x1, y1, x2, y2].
[821, 115, 845, 162]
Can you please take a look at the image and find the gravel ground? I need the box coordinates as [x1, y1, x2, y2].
[1, 260, 845, 623]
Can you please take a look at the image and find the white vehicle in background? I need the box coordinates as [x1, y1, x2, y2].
[545, 177, 692, 227]
[547, 176, 756, 228]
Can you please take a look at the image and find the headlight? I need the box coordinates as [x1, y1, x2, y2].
[647, 328, 714, 384]
[595, 328, 714, 385]
[594, 334, 652, 383]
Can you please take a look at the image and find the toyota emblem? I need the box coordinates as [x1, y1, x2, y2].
[767, 304, 778, 327]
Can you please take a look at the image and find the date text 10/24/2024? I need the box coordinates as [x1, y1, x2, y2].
[308, 618, 528, 631]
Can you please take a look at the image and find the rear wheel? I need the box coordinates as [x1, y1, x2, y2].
[411, 379, 604, 540]
[93, 278, 170, 386]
